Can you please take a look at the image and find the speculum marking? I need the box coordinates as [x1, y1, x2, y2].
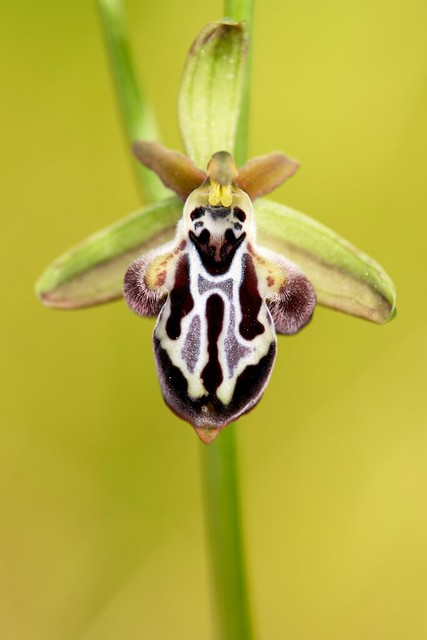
[181, 315, 201, 373]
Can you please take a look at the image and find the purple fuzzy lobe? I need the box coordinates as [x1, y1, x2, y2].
[267, 259, 316, 335]
[124, 257, 165, 318]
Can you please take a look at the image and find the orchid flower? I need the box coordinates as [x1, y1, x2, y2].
[36, 20, 396, 444]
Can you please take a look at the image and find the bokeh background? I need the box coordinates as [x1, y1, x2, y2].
[1, 0, 426, 638]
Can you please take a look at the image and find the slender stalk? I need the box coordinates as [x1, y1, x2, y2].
[224, 0, 254, 23]
[97, 0, 166, 202]
[202, 428, 254, 640]
[201, 2, 255, 639]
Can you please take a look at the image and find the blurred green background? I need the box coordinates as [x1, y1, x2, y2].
[1, 0, 426, 638]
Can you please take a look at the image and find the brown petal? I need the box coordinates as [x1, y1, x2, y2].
[133, 141, 206, 201]
[236, 152, 299, 200]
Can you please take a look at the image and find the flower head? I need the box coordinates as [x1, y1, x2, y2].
[36, 20, 396, 443]
[124, 145, 315, 442]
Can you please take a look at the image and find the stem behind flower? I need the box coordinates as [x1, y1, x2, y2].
[201, 427, 254, 640]
[97, 0, 166, 202]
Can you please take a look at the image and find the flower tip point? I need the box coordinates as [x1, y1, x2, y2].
[195, 426, 221, 445]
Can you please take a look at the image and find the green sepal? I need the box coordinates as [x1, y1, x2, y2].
[36, 198, 182, 309]
[36, 194, 396, 323]
[178, 20, 249, 170]
[255, 198, 396, 324]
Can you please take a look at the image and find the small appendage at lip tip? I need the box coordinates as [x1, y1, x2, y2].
[195, 425, 221, 444]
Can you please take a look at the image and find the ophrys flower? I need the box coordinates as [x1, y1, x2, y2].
[36, 20, 396, 443]
[124, 146, 315, 441]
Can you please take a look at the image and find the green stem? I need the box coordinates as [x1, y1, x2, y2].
[202, 429, 254, 640]
[97, 0, 166, 202]
[201, 3, 255, 640]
